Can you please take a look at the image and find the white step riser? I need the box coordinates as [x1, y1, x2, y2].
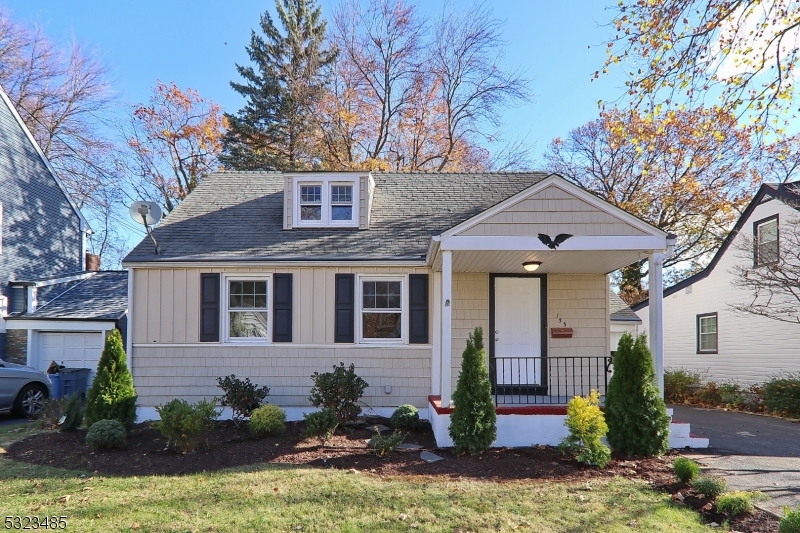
[670, 435, 710, 448]
[670, 423, 691, 438]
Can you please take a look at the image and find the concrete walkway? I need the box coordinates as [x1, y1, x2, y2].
[673, 405, 800, 516]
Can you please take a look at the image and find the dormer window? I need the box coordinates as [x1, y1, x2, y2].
[293, 176, 358, 227]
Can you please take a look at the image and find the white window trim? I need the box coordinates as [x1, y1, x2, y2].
[356, 274, 408, 345]
[293, 177, 359, 228]
[697, 313, 717, 353]
[222, 273, 272, 344]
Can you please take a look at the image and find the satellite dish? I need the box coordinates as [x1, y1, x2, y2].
[129, 201, 163, 255]
[129, 201, 162, 226]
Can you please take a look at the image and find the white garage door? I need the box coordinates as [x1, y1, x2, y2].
[38, 332, 104, 382]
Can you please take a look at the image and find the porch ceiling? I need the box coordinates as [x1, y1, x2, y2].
[434, 249, 649, 274]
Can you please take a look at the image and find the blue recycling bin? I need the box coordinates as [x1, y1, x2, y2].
[48, 373, 62, 399]
[60, 368, 91, 399]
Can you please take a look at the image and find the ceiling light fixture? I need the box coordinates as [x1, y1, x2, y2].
[522, 261, 542, 272]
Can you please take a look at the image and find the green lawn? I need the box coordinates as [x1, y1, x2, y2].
[0, 423, 712, 533]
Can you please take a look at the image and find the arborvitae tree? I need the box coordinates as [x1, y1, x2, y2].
[221, 0, 336, 170]
[448, 327, 496, 454]
[85, 329, 138, 431]
[605, 332, 671, 456]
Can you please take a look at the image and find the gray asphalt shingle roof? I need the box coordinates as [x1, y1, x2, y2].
[16, 271, 128, 321]
[609, 290, 642, 323]
[124, 171, 551, 262]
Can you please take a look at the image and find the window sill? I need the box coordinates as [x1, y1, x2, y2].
[696, 350, 718, 355]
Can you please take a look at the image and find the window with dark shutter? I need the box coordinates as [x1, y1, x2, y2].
[335, 274, 355, 343]
[200, 273, 220, 342]
[273, 273, 293, 342]
[409, 274, 429, 344]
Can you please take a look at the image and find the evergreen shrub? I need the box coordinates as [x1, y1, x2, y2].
[302, 408, 339, 442]
[84, 330, 137, 430]
[216, 374, 270, 425]
[155, 398, 219, 452]
[59, 392, 84, 432]
[559, 390, 611, 467]
[673, 457, 701, 483]
[308, 363, 368, 423]
[448, 327, 496, 454]
[85, 419, 126, 451]
[605, 332, 670, 456]
[693, 476, 728, 498]
[249, 404, 286, 437]
[390, 404, 419, 429]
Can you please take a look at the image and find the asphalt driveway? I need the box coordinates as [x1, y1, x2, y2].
[673, 405, 800, 516]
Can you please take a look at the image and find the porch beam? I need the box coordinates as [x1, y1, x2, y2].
[441, 235, 666, 252]
[441, 250, 453, 406]
[648, 252, 665, 397]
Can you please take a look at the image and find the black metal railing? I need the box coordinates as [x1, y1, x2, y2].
[489, 356, 613, 405]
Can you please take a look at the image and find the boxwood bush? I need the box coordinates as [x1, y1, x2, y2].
[155, 398, 219, 452]
[673, 457, 701, 483]
[390, 404, 419, 429]
[249, 404, 286, 437]
[303, 408, 339, 442]
[85, 419, 126, 451]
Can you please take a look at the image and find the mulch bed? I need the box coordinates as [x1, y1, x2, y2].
[5, 418, 779, 532]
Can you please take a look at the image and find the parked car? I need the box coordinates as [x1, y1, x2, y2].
[0, 361, 52, 417]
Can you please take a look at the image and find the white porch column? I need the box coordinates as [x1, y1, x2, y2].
[431, 271, 442, 396]
[441, 251, 453, 406]
[648, 252, 665, 397]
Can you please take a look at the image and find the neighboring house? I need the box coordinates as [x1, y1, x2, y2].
[609, 290, 641, 353]
[123, 170, 697, 447]
[634, 182, 800, 385]
[0, 85, 127, 380]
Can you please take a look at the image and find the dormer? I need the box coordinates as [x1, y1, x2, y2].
[283, 172, 374, 230]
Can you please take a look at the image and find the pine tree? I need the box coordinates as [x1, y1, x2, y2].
[84, 329, 138, 430]
[448, 327, 497, 454]
[221, 0, 335, 170]
[605, 332, 671, 456]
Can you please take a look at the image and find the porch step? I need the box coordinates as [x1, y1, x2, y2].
[669, 422, 691, 438]
[669, 434, 710, 449]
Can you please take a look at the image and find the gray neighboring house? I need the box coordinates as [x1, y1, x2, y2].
[0, 85, 126, 376]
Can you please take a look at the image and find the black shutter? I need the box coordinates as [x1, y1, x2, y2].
[273, 273, 293, 342]
[200, 273, 220, 342]
[409, 274, 429, 344]
[335, 274, 355, 343]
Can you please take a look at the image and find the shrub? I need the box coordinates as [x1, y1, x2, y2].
[695, 381, 722, 405]
[85, 329, 137, 430]
[249, 404, 286, 437]
[605, 332, 670, 457]
[155, 398, 219, 452]
[763, 373, 800, 417]
[302, 408, 339, 442]
[716, 491, 764, 516]
[559, 390, 611, 468]
[780, 506, 800, 533]
[308, 363, 368, 423]
[718, 382, 748, 408]
[36, 398, 66, 430]
[673, 457, 701, 483]
[216, 375, 270, 425]
[59, 392, 84, 432]
[390, 404, 420, 429]
[693, 476, 728, 499]
[664, 368, 703, 403]
[371, 428, 406, 456]
[449, 327, 497, 455]
[85, 419, 126, 451]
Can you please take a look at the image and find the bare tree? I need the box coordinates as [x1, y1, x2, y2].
[730, 207, 800, 324]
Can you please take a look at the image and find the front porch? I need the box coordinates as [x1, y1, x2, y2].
[423, 177, 698, 447]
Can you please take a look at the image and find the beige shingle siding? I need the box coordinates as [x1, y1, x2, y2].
[284, 175, 293, 229]
[450, 273, 491, 392]
[132, 344, 431, 407]
[133, 265, 430, 345]
[458, 184, 648, 237]
[637, 198, 800, 384]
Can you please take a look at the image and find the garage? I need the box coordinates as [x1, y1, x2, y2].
[38, 332, 104, 380]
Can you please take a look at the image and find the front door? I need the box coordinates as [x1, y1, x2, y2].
[492, 276, 543, 394]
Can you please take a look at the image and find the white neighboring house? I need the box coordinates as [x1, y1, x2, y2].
[610, 290, 641, 353]
[634, 182, 800, 385]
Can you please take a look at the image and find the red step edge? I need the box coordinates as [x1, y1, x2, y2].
[428, 395, 569, 416]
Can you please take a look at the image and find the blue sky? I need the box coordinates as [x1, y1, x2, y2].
[6, 0, 629, 163]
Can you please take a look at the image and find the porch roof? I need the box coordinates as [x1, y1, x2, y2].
[428, 176, 668, 274]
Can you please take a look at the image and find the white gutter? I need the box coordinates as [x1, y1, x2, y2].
[122, 259, 429, 269]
